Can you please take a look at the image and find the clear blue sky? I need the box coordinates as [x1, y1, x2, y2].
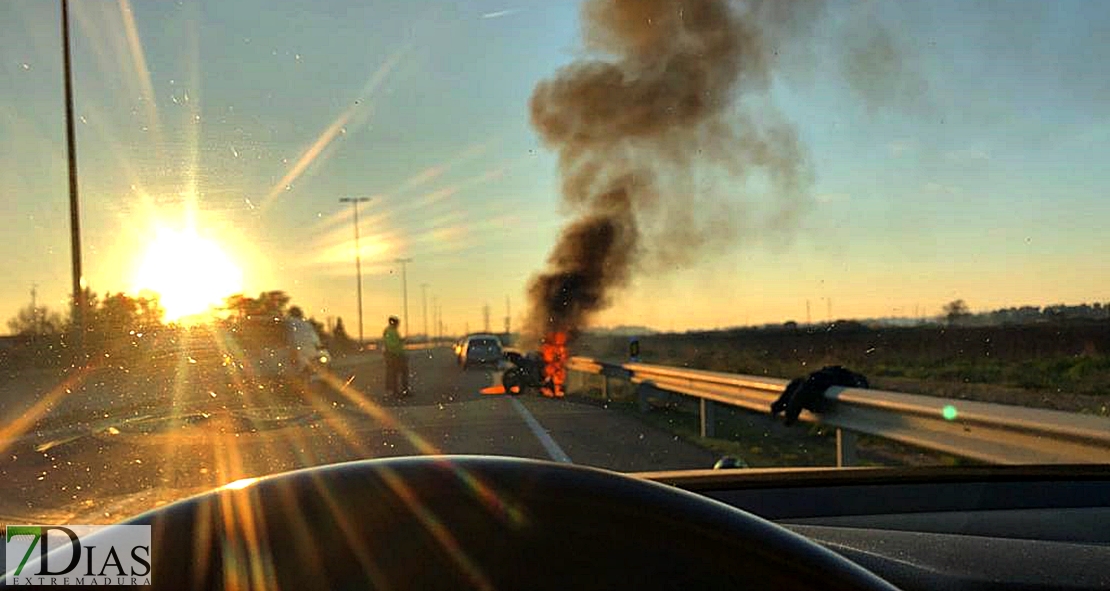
[2, 0, 1108, 334]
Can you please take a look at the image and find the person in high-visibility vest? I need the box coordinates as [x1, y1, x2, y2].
[382, 316, 409, 397]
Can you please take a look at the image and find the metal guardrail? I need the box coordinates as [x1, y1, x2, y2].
[567, 357, 1110, 466]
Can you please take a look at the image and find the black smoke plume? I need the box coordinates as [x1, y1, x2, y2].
[526, 0, 819, 338]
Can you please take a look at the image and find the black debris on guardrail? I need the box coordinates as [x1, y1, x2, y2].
[770, 366, 870, 426]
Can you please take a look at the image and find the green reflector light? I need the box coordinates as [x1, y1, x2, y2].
[942, 405, 958, 421]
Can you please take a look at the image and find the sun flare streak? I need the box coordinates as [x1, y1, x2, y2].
[260, 49, 408, 211]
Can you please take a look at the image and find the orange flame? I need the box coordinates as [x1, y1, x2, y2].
[541, 332, 567, 398]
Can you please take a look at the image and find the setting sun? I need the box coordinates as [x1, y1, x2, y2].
[132, 228, 244, 322]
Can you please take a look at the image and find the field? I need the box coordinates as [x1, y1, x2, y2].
[577, 319, 1105, 408]
[566, 321, 1109, 467]
[575, 321, 1110, 415]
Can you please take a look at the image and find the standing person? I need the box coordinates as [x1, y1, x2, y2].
[382, 316, 409, 397]
[285, 306, 322, 384]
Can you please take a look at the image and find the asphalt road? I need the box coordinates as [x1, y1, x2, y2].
[0, 336, 714, 524]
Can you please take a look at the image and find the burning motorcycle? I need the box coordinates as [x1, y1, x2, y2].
[492, 333, 568, 397]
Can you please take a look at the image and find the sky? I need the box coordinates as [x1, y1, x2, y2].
[2, 0, 1108, 335]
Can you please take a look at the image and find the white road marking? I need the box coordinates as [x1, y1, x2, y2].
[510, 397, 572, 463]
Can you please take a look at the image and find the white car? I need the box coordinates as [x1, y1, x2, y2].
[255, 317, 329, 383]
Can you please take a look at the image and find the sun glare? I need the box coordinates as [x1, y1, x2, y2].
[133, 228, 244, 322]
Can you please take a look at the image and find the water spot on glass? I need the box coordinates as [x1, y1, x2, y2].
[169, 79, 175, 85]
[194, 114, 201, 122]
[22, 63, 31, 70]
[183, 91, 190, 102]
[171, 94, 179, 104]
[295, 53, 301, 61]
[79, 116, 87, 124]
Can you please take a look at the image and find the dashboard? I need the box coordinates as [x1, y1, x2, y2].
[643, 465, 1110, 590]
[3, 460, 1107, 589]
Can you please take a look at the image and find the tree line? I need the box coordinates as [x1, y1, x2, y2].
[3, 289, 355, 369]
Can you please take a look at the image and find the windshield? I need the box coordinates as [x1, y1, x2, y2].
[1, 0, 1108, 525]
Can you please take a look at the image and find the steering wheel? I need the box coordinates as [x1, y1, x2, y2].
[120, 456, 896, 590]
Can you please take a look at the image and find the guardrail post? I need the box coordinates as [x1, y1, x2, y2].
[699, 399, 716, 438]
[637, 383, 650, 413]
[836, 429, 858, 467]
[601, 374, 610, 402]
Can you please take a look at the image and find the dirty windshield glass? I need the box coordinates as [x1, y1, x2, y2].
[1, 0, 1108, 524]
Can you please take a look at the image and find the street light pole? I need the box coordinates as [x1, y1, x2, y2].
[432, 297, 439, 344]
[394, 258, 413, 337]
[420, 283, 428, 342]
[339, 197, 370, 345]
[60, 0, 85, 354]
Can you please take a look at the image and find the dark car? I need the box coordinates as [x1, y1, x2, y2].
[458, 334, 503, 369]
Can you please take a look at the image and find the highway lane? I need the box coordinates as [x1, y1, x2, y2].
[0, 338, 715, 523]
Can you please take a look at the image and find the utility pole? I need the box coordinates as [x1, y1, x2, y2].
[61, 0, 85, 354]
[504, 296, 511, 336]
[421, 283, 428, 341]
[806, 299, 811, 325]
[31, 284, 39, 334]
[394, 257, 413, 337]
[339, 197, 370, 344]
[432, 297, 438, 343]
[30, 284, 39, 346]
[483, 303, 490, 333]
